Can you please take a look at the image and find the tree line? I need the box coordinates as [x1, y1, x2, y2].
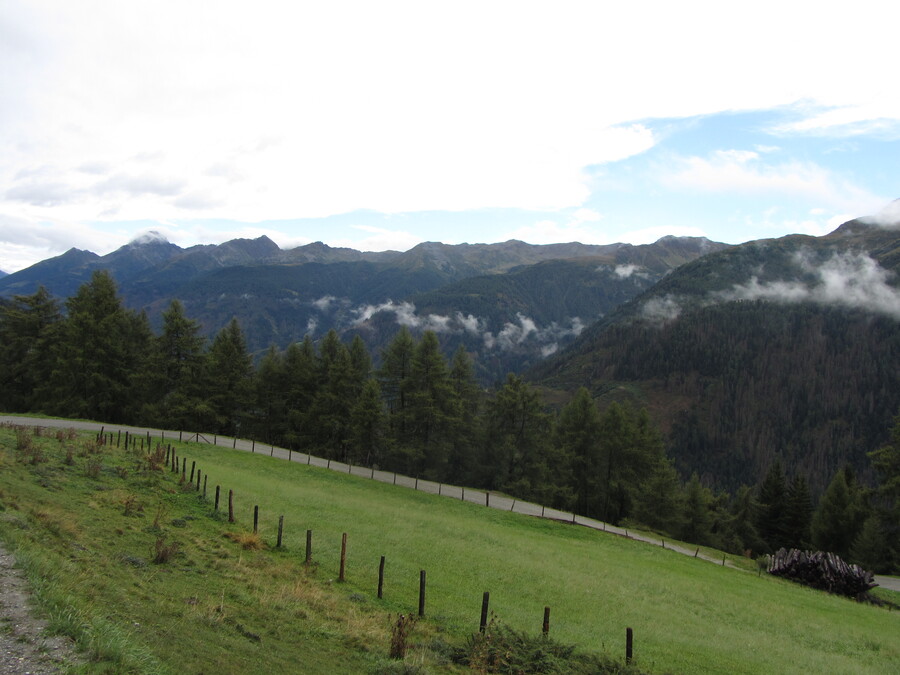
[1, 271, 896, 572]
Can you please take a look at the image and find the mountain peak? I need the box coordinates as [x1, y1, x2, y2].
[129, 230, 170, 246]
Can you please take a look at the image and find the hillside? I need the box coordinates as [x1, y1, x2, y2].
[0, 234, 724, 381]
[1, 420, 896, 674]
[532, 218, 900, 492]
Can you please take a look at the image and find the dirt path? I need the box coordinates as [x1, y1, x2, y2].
[0, 543, 78, 674]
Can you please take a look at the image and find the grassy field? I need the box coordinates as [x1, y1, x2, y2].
[0, 422, 897, 674]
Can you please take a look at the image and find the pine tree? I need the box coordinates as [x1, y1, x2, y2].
[783, 474, 813, 549]
[142, 299, 208, 429]
[867, 415, 900, 572]
[755, 461, 788, 552]
[349, 378, 386, 466]
[0, 286, 61, 411]
[283, 336, 319, 448]
[479, 374, 551, 497]
[378, 327, 415, 447]
[307, 337, 356, 459]
[811, 469, 858, 559]
[39, 271, 150, 422]
[681, 473, 715, 546]
[446, 345, 481, 484]
[253, 345, 288, 444]
[207, 318, 254, 436]
[632, 458, 685, 535]
[406, 331, 456, 479]
[556, 387, 601, 517]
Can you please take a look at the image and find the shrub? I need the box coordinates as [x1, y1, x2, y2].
[152, 537, 179, 564]
[389, 613, 417, 659]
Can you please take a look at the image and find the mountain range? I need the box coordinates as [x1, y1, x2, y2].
[531, 211, 900, 492]
[4, 205, 900, 492]
[0, 233, 727, 382]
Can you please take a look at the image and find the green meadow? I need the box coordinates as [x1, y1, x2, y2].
[0, 423, 897, 674]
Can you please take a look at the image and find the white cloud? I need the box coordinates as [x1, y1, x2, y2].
[720, 250, 900, 319]
[331, 226, 420, 253]
[658, 150, 882, 214]
[641, 295, 683, 323]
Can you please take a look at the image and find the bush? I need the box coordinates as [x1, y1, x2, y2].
[452, 618, 643, 674]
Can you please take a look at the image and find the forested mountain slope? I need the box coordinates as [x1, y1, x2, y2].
[0, 234, 724, 382]
[532, 217, 900, 493]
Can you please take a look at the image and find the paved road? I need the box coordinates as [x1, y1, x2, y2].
[3, 414, 898, 593]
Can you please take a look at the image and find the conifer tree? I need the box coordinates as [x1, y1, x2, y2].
[446, 345, 481, 483]
[0, 286, 61, 412]
[479, 373, 551, 496]
[207, 317, 254, 436]
[755, 461, 788, 552]
[349, 378, 386, 466]
[783, 474, 813, 549]
[40, 271, 150, 422]
[556, 387, 601, 517]
[681, 473, 715, 546]
[378, 326, 415, 446]
[283, 336, 319, 448]
[142, 299, 208, 429]
[811, 468, 868, 559]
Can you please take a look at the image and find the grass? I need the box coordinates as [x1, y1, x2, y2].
[0, 420, 898, 674]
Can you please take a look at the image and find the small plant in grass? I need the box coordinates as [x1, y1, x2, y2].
[389, 613, 417, 659]
[152, 536, 179, 564]
[84, 456, 103, 479]
[224, 530, 265, 550]
[149, 504, 168, 531]
[453, 617, 643, 674]
[122, 494, 142, 517]
[147, 444, 167, 471]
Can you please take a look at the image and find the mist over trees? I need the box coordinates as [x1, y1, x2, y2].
[1, 275, 897, 572]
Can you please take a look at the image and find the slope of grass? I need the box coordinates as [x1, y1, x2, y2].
[0, 422, 898, 674]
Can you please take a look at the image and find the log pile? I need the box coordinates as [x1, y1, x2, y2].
[767, 548, 878, 598]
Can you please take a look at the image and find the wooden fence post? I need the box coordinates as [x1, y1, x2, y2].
[486, 491, 490, 507]
[196, 469, 201, 491]
[233, 437, 237, 449]
[202, 475, 207, 498]
[306, 530, 312, 564]
[251, 440, 255, 453]
[378, 555, 385, 599]
[418, 570, 426, 617]
[253, 505, 259, 534]
[339, 533, 347, 581]
[543, 606, 550, 635]
[228, 489, 234, 523]
[480, 591, 490, 632]
[626, 627, 633, 664]
[189, 461, 195, 484]
[214, 485, 220, 511]
[277, 515, 284, 548]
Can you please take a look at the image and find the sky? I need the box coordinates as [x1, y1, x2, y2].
[2, 0, 899, 274]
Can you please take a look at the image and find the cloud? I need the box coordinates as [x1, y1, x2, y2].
[312, 295, 337, 311]
[719, 250, 900, 320]
[657, 149, 883, 213]
[505, 208, 609, 245]
[330, 225, 420, 252]
[863, 200, 900, 228]
[613, 263, 640, 279]
[641, 295, 683, 323]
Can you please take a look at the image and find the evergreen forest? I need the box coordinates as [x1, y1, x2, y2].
[1, 271, 898, 573]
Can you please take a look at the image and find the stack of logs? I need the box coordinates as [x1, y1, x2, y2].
[767, 548, 877, 598]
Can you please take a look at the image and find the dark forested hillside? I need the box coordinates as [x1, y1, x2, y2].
[0, 234, 724, 382]
[533, 218, 900, 494]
